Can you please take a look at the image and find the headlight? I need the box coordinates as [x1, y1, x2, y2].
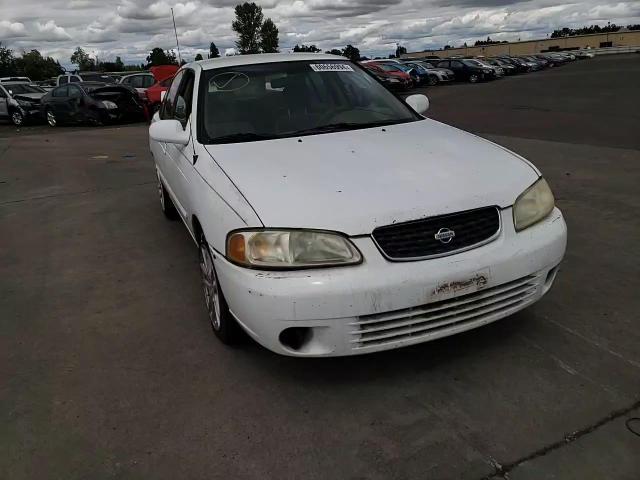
[101, 100, 118, 109]
[513, 178, 555, 231]
[227, 229, 362, 269]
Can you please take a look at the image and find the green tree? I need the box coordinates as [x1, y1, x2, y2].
[146, 47, 178, 67]
[208, 42, 220, 58]
[293, 44, 320, 53]
[232, 2, 264, 54]
[70, 47, 95, 71]
[0, 43, 16, 77]
[14, 50, 64, 81]
[194, 53, 204, 61]
[115, 56, 124, 70]
[325, 48, 343, 56]
[341, 45, 360, 62]
[395, 44, 407, 58]
[260, 18, 279, 53]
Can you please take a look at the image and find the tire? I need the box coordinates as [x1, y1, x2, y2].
[198, 234, 243, 345]
[427, 75, 438, 86]
[157, 173, 179, 220]
[469, 74, 479, 83]
[46, 108, 58, 127]
[10, 110, 25, 127]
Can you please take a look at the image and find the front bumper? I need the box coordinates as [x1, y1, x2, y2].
[214, 208, 567, 357]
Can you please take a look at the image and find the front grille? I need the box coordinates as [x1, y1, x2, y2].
[372, 206, 500, 260]
[351, 274, 539, 349]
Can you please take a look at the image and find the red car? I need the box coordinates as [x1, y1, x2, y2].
[362, 62, 413, 90]
[145, 65, 179, 112]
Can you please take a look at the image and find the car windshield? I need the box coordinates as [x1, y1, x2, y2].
[421, 62, 435, 68]
[6, 84, 45, 94]
[378, 64, 401, 72]
[199, 60, 420, 144]
[462, 59, 483, 67]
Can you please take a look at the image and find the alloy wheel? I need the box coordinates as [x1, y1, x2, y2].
[11, 111, 24, 126]
[157, 175, 165, 211]
[199, 242, 221, 330]
[469, 74, 479, 83]
[46, 110, 57, 127]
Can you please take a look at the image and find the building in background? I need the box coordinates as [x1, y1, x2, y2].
[403, 30, 640, 59]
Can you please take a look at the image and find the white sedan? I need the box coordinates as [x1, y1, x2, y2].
[149, 53, 567, 357]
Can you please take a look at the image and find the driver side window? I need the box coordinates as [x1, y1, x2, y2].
[174, 70, 195, 128]
[160, 70, 184, 120]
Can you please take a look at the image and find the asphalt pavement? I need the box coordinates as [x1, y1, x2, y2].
[1, 54, 639, 479]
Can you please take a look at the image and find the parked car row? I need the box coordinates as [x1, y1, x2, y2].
[0, 65, 178, 127]
[360, 51, 585, 90]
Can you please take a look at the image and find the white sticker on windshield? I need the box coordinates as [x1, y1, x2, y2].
[310, 64, 354, 72]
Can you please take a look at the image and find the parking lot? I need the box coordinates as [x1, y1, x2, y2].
[1, 53, 639, 479]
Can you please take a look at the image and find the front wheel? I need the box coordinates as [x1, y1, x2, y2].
[11, 110, 25, 127]
[428, 75, 438, 86]
[46, 109, 58, 127]
[157, 173, 179, 220]
[198, 235, 243, 345]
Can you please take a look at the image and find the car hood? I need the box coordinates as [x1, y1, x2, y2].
[14, 92, 45, 102]
[204, 119, 539, 235]
[150, 65, 179, 82]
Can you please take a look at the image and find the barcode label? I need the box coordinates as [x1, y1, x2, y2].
[310, 64, 354, 72]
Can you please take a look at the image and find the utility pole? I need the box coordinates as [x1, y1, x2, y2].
[172, 8, 182, 64]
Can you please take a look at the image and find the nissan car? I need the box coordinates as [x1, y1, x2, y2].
[149, 53, 567, 357]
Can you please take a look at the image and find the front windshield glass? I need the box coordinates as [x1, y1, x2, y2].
[463, 59, 483, 67]
[378, 64, 401, 72]
[6, 84, 45, 94]
[199, 60, 420, 144]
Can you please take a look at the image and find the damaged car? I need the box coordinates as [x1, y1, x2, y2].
[0, 81, 46, 126]
[150, 54, 567, 357]
[40, 82, 146, 127]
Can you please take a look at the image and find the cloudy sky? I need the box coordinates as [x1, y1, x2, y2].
[2, 0, 639, 67]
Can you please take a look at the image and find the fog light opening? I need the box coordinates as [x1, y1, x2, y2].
[279, 327, 312, 352]
[545, 265, 560, 287]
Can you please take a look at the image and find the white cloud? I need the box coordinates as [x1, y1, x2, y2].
[1, 0, 639, 66]
[0, 20, 28, 38]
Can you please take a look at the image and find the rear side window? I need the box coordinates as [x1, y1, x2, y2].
[70, 76, 81, 83]
[59, 76, 68, 85]
[68, 85, 82, 98]
[52, 86, 68, 97]
[0, 88, 6, 98]
[131, 76, 144, 88]
[143, 76, 155, 88]
[121, 77, 132, 85]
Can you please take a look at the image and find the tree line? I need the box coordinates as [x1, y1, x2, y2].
[0, 43, 64, 81]
[550, 23, 640, 38]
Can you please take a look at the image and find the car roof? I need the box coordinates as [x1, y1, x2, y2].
[195, 53, 345, 71]
[1, 81, 31, 85]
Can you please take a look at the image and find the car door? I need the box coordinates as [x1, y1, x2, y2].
[49, 86, 69, 120]
[163, 69, 197, 219]
[0, 87, 8, 117]
[66, 85, 84, 122]
[449, 60, 465, 79]
[154, 70, 187, 216]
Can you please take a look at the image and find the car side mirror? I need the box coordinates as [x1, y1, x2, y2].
[405, 94, 429, 115]
[149, 119, 190, 145]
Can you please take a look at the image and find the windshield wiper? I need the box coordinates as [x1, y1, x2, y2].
[288, 120, 402, 137]
[211, 132, 279, 144]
